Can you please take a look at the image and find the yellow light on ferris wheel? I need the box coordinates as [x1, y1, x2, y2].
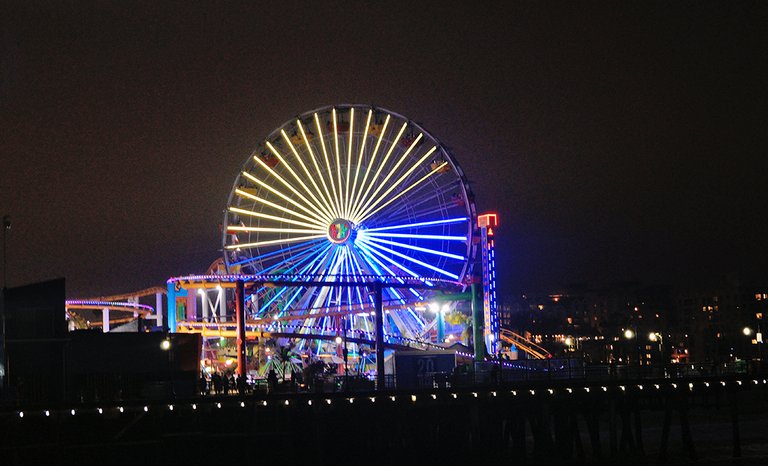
[231, 191, 326, 229]
[314, 112, 342, 217]
[264, 141, 334, 221]
[351, 113, 390, 216]
[241, 171, 327, 225]
[280, 129, 336, 219]
[332, 108, 344, 219]
[358, 161, 448, 224]
[351, 121, 407, 220]
[344, 107, 354, 219]
[225, 234, 327, 250]
[355, 145, 437, 222]
[349, 109, 373, 215]
[297, 118, 338, 219]
[352, 133, 424, 221]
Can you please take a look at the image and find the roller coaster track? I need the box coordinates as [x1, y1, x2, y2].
[86, 286, 167, 301]
[500, 329, 552, 360]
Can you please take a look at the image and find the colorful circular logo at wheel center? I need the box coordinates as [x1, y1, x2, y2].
[328, 219, 353, 244]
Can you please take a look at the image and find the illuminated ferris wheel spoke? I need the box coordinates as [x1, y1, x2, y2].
[225, 234, 326, 250]
[297, 248, 344, 315]
[229, 204, 325, 230]
[302, 248, 346, 329]
[233, 188, 328, 228]
[230, 239, 325, 267]
[408, 308, 426, 330]
[381, 178, 464, 224]
[343, 108, 355, 219]
[355, 242, 427, 283]
[400, 308, 426, 340]
[361, 232, 467, 241]
[357, 238, 460, 279]
[344, 252, 362, 313]
[256, 242, 332, 278]
[241, 172, 329, 225]
[356, 161, 449, 225]
[280, 130, 336, 219]
[348, 109, 373, 216]
[364, 217, 469, 232]
[259, 245, 336, 314]
[386, 203, 463, 230]
[352, 248, 419, 327]
[351, 114, 390, 213]
[350, 134, 426, 221]
[314, 113, 343, 217]
[332, 108, 344, 218]
[276, 267, 340, 318]
[242, 243, 327, 281]
[353, 145, 437, 222]
[349, 127, 419, 221]
[358, 254, 424, 296]
[261, 143, 334, 222]
[356, 161, 450, 225]
[358, 236, 465, 260]
[351, 121, 408, 220]
[296, 120, 338, 219]
[348, 256, 367, 314]
[349, 247, 402, 312]
[388, 305, 416, 339]
[278, 286, 308, 318]
[267, 139, 332, 219]
[250, 157, 327, 222]
[227, 226, 325, 234]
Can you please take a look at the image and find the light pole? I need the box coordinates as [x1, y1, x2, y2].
[743, 326, 754, 361]
[1, 215, 10, 390]
[2, 215, 10, 289]
[624, 327, 640, 371]
[649, 332, 664, 364]
[161, 336, 173, 397]
[428, 302, 449, 343]
[757, 315, 764, 364]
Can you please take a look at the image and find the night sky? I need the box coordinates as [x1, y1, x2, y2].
[2, 1, 766, 298]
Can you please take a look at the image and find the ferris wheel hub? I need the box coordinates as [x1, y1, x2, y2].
[327, 218, 355, 244]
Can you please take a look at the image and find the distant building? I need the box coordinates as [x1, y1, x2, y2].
[676, 280, 768, 363]
[499, 283, 673, 364]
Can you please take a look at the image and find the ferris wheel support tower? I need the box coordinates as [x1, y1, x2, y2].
[478, 213, 499, 356]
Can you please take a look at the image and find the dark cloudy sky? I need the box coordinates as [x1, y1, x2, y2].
[2, 1, 766, 298]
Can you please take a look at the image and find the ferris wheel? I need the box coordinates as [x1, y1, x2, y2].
[223, 105, 476, 346]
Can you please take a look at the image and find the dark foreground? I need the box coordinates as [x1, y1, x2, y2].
[1, 377, 767, 465]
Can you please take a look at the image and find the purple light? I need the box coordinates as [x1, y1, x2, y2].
[66, 300, 155, 313]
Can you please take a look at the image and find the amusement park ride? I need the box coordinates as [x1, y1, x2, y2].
[65, 105, 550, 381]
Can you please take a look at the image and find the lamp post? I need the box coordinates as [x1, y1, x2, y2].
[161, 336, 173, 398]
[428, 301, 449, 343]
[743, 326, 754, 361]
[624, 327, 640, 373]
[649, 332, 664, 364]
[1, 215, 10, 390]
[757, 316, 764, 364]
[2, 215, 9, 289]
